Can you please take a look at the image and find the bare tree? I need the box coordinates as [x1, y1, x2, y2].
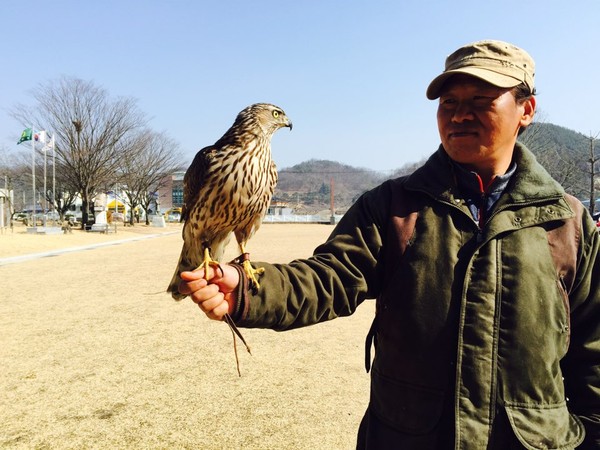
[0, 145, 31, 223]
[6, 140, 79, 222]
[22, 148, 79, 221]
[116, 130, 184, 225]
[42, 158, 79, 221]
[11, 76, 147, 228]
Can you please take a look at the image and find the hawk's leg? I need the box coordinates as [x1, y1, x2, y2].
[239, 243, 264, 291]
[196, 247, 223, 279]
[197, 246, 251, 376]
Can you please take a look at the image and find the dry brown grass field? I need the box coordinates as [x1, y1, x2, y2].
[0, 222, 373, 449]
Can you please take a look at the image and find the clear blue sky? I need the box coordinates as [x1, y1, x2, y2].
[2, 0, 599, 172]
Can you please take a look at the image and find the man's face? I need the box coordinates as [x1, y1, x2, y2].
[436, 75, 535, 170]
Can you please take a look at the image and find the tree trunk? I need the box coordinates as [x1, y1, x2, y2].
[81, 196, 89, 230]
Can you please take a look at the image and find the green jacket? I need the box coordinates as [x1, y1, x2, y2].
[235, 144, 600, 449]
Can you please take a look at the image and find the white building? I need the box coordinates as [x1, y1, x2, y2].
[0, 188, 13, 229]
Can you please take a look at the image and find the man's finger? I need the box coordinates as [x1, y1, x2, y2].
[180, 269, 206, 281]
[178, 276, 208, 295]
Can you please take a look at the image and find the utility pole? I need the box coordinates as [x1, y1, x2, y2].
[330, 177, 335, 224]
[587, 132, 600, 217]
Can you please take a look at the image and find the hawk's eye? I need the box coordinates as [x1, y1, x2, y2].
[272, 110, 280, 118]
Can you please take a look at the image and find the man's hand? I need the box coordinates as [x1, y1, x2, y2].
[178, 264, 241, 321]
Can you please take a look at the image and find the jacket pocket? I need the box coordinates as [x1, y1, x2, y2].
[370, 370, 445, 434]
[504, 402, 585, 449]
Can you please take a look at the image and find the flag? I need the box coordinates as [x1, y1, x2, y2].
[17, 128, 32, 144]
[34, 130, 47, 144]
[43, 134, 55, 152]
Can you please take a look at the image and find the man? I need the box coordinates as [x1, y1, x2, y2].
[179, 40, 600, 448]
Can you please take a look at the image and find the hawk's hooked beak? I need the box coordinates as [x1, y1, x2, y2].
[286, 119, 293, 131]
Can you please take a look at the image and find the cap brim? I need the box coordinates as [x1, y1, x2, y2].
[426, 67, 523, 100]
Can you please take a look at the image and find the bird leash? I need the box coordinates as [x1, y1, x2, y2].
[223, 312, 251, 377]
[222, 256, 259, 377]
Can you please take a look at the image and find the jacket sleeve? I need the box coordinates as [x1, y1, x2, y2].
[561, 214, 600, 449]
[234, 181, 393, 331]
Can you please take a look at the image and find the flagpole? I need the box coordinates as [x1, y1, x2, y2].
[52, 135, 56, 218]
[31, 126, 36, 227]
[43, 137, 47, 225]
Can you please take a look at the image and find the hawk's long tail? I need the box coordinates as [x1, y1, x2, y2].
[166, 249, 194, 300]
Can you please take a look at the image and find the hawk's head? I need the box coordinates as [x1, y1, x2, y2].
[238, 103, 292, 137]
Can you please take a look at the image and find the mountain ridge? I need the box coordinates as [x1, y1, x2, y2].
[274, 122, 595, 213]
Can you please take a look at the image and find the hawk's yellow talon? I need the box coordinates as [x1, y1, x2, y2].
[242, 259, 263, 290]
[196, 247, 222, 280]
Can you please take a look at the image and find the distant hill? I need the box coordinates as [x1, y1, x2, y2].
[274, 158, 430, 214]
[274, 160, 384, 213]
[521, 122, 590, 156]
[520, 122, 593, 197]
[274, 122, 596, 214]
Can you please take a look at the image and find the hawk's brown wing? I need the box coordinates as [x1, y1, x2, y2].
[181, 145, 216, 222]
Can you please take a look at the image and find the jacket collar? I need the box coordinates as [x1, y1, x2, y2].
[404, 142, 566, 205]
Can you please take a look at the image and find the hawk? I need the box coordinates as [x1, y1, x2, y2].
[167, 102, 292, 301]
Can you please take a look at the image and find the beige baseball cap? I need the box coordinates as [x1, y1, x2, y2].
[426, 40, 535, 99]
